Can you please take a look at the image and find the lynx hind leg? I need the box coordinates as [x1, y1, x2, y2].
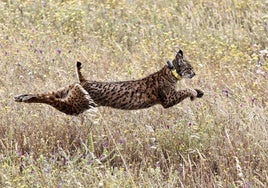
[15, 83, 96, 115]
[76, 61, 86, 83]
[62, 83, 97, 115]
[14, 83, 76, 104]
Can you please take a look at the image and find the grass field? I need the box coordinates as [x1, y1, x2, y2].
[0, 0, 267, 187]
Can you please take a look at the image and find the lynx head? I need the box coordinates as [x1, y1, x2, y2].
[172, 50, 195, 79]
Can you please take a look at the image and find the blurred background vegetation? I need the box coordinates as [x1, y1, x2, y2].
[0, 0, 267, 187]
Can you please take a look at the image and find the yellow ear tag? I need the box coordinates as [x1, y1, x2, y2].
[171, 69, 182, 80]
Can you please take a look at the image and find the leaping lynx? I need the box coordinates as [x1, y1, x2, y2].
[15, 50, 204, 115]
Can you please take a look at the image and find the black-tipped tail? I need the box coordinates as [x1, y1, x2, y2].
[76, 61, 87, 83]
[77, 61, 82, 69]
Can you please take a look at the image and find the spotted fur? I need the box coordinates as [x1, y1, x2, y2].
[15, 50, 203, 115]
[15, 83, 96, 115]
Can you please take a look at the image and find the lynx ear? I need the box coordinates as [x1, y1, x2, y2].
[176, 50, 183, 59]
[175, 50, 184, 66]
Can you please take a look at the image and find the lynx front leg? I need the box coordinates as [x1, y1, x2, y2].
[15, 83, 96, 115]
[160, 88, 203, 108]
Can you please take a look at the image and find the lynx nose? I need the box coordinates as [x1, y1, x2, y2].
[189, 72, 195, 78]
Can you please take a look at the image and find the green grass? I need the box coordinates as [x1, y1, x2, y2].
[0, 0, 267, 187]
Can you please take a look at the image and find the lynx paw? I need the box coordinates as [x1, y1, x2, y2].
[195, 89, 204, 98]
[14, 94, 35, 102]
[190, 89, 204, 101]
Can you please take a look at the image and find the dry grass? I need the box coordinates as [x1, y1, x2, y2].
[0, 0, 267, 187]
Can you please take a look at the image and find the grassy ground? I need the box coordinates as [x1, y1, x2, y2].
[0, 0, 267, 187]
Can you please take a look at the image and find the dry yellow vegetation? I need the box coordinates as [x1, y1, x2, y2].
[0, 0, 267, 187]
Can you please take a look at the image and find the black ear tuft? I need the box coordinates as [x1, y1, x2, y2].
[77, 61, 82, 68]
[176, 50, 183, 59]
